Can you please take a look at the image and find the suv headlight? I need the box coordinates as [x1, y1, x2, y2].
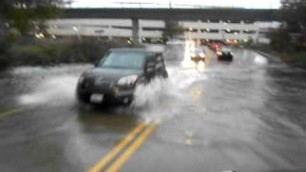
[117, 75, 138, 86]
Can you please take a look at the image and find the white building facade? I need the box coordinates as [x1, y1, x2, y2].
[47, 19, 279, 44]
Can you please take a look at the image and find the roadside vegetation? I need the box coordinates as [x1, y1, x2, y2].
[162, 20, 185, 41]
[267, 0, 306, 68]
[0, 38, 135, 70]
[0, 0, 138, 70]
[0, 0, 65, 70]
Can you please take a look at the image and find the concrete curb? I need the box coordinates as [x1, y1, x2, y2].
[253, 50, 282, 64]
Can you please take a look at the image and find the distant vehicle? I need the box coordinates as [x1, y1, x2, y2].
[76, 48, 168, 105]
[216, 47, 234, 61]
[208, 41, 226, 52]
[190, 47, 206, 63]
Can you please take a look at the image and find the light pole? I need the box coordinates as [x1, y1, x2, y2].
[221, 30, 225, 41]
[73, 25, 81, 40]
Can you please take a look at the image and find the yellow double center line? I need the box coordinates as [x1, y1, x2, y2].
[89, 121, 158, 172]
[0, 108, 24, 120]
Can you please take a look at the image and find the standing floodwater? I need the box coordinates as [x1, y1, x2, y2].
[0, 48, 306, 172]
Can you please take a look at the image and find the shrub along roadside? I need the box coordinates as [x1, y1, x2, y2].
[0, 55, 10, 70]
[0, 38, 137, 70]
[252, 44, 306, 68]
[281, 51, 306, 68]
[0, 41, 11, 70]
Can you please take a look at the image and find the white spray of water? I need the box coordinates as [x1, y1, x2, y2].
[254, 54, 268, 65]
[132, 67, 208, 121]
[18, 76, 78, 106]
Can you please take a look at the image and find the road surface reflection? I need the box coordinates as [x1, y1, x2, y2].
[0, 48, 306, 172]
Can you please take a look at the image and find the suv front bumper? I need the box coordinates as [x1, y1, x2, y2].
[76, 81, 135, 104]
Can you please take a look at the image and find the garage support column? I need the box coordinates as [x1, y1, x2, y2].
[108, 25, 113, 40]
[132, 18, 139, 44]
[197, 20, 202, 46]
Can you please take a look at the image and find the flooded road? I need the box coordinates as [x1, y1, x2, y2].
[0, 47, 306, 172]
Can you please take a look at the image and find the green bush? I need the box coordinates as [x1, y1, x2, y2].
[59, 39, 128, 63]
[0, 55, 9, 70]
[287, 51, 306, 67]
[0, 41, 11, 70]
[10, 44, 57, 65]
[6, 38, 134, 67]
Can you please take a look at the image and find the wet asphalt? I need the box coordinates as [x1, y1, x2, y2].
[0, 47, 306, 172]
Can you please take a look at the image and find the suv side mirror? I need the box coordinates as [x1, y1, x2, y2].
[146, 66, 154, 73]
[146, 61, 155, 73]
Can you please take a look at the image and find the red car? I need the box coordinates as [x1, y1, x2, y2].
[208, 42, 226, 52]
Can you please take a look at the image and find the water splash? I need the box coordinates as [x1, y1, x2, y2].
[18, 76, 78, 106]
[132, 66, 208, 122]
[254, 54, 268, 65]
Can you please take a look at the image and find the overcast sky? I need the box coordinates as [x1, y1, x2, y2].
[71, 0, 281, 9]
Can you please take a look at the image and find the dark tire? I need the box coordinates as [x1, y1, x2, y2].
[77, 92, 90, 103]
[217, 56, 221, 61]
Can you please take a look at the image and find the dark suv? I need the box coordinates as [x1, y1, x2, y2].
[76, 48, 168, 104]
[216, 46, 234, 61]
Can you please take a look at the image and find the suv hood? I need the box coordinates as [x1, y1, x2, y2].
[83, 68, 143, 81]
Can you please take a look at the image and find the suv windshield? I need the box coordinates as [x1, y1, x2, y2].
[98, 51, 147, 69]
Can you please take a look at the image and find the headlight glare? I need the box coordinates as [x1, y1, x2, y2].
[117, 75, 138, 86]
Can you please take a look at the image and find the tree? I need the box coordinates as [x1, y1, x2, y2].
[269, 25, 291, 51]
[162, 20, 185, 40]
[0, 0, 67, 35]
[280, 0, 306, 33]
[268, 0, 306, 52]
